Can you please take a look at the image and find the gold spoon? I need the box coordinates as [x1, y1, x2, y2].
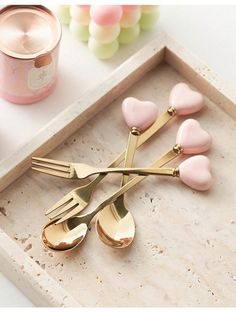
[106, 97, 159, 249]
[95, 147, 180, 248]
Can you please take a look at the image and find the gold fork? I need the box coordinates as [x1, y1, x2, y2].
[32, 158, 178, 180]
[48, 146, 182, 227]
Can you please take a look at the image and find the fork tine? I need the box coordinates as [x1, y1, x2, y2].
[32, 161, 70, 173]
[45, 194, 73, 216]
[32, 167, 71, 179]
[32, 157, 70, 167]
[49, 199, 79, 220]
[55, 204, 85, 225]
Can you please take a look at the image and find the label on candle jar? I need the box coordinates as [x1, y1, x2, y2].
[28, 59, 56, 90]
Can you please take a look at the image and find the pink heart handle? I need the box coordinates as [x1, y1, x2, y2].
[176, 119, 212, 154]
[179, 155, 213, 191]
[169, 83, 204, 115]
[122, 97, 159, 132]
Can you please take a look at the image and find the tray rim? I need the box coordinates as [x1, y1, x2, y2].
[0, 31, 236, 306]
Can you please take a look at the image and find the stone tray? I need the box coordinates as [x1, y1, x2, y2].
[0, 32, 236, 306]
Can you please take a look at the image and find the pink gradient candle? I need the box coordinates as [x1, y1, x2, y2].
[0, 5, 61, 104]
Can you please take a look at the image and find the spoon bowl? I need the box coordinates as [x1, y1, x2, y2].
[41, 217, 88, 251]
[96, 203, 135, 248]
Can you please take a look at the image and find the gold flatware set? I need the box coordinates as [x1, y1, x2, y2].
[32, 83, 213, 252]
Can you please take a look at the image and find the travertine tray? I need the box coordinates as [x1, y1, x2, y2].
[0, 32, 236, 307]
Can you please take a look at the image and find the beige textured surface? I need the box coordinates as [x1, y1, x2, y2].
[0, 63, 236, 306]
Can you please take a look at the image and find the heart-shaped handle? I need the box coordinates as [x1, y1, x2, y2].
[179, 155, 213, 191]
[176, 119, 212, 154]
[169, 83, 204, 115]
[122, 97, 159, 131]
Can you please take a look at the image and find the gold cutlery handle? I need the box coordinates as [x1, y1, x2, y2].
[89, 110, 174, 188]
[84, 166, 176, 178]
[116, 127, 140, 214]
[121, 127, 140, 186]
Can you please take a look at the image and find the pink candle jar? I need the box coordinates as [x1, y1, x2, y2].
[0, 5, 61, 104]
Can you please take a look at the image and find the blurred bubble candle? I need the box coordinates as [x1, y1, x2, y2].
[0, 5, 61, 104]
[57, 4, 159, 59]
[69, 5, 90, 42]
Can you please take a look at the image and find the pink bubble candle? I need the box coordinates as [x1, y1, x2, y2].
[90, 5, 123, 26]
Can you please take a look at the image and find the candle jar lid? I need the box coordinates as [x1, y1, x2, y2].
[0, 5, 61, 59]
